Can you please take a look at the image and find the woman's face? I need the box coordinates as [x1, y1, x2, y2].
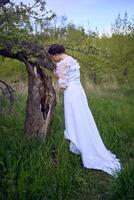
[48, 54, 61, 63]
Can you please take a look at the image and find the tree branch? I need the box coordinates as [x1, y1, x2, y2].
[0, 42, 56, 71]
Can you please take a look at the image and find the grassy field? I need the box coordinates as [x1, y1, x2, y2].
[0, 4, 134, 199]
[0, 77, 134, 199]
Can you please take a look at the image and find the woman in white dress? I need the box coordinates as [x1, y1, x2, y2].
[48, 44, 122, 177]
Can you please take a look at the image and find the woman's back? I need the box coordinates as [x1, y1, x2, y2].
[55, 56, 81, 88]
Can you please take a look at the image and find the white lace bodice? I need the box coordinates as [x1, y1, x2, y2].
[54, 56, 81, 89]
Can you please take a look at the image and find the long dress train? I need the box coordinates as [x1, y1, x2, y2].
[55, 56, 122, 177]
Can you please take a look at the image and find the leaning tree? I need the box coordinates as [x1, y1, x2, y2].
[0, 0, 57, 139]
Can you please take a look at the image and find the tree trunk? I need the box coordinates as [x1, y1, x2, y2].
[24, 62, 56, 139]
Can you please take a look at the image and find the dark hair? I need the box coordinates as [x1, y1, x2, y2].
[48, 44, 65, 55]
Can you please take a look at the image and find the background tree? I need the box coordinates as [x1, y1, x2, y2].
[110, 12, 134, 83]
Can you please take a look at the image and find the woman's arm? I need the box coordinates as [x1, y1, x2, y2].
[56, 61, 70, 89]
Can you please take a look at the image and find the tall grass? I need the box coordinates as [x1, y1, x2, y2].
[0, 82, 134, 200]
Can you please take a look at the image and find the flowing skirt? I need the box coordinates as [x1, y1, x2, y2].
[63, 82, 122, 177]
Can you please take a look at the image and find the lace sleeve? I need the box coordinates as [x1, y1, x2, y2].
[55, 60, 70, 88]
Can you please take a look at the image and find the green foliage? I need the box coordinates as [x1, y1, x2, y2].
[0, 0, 55, 53]
[0, 58, 27, 81]
[0, 3, 133, 199]
[109, 163, 134, 200]
[35, 12, 133, 85]
[0, 87, 134, 199]
[111, 12, 134, 35]
[0, 1, 134, 86]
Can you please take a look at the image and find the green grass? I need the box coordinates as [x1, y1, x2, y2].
[0, 58, 27, 82]
[0, 85, 134, 200]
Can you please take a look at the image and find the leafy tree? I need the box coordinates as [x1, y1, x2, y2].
[0, 0, 57, 139]
[110, 13, 134, 83]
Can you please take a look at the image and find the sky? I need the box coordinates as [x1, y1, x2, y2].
[16, 0, 134, 34]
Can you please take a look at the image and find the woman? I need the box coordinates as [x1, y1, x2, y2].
[48, 44, 122, 177]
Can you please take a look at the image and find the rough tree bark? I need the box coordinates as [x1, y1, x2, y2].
[24, 61, 57, 139]
[0, 42, 57, 139]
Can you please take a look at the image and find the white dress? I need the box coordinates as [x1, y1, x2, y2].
[54, 55, 122, 177]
